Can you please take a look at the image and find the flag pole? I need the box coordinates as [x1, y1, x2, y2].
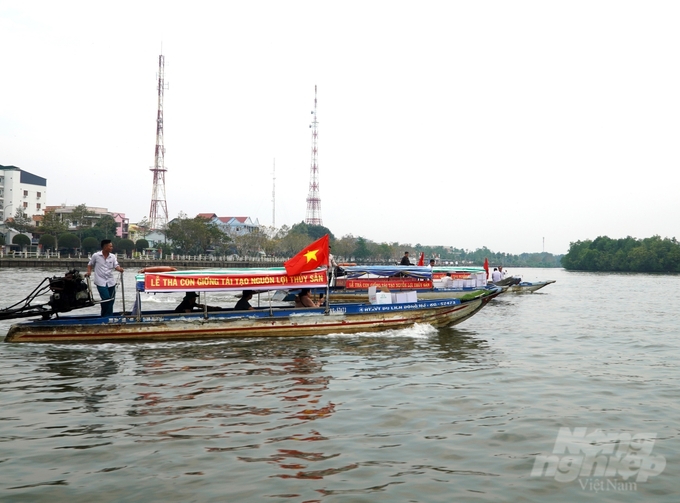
[325, 255, 331, 314]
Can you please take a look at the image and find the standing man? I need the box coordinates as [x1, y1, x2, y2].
[86, 239, 124, 316]
[400, 251, 413, 266]
[328, 245, 339, 286]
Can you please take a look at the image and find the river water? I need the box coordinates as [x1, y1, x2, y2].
[0, 267, 677, 502]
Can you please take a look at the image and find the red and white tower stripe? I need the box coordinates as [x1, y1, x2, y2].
[149, 54, 169, 231]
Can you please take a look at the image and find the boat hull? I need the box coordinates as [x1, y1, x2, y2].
[505, 280, 556, 293]
[5, 297, 489, 343]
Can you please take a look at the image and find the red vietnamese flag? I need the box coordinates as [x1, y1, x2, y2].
[284, 234, 330, 276]
[417, 252, 424, 266]
[483, 257, 489, 279]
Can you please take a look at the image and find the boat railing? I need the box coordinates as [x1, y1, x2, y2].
[0, 250, 62, 259]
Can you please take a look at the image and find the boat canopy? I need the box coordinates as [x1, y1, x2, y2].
[432, 266, 485, 273]
[342, 265, 433, 279]
[136, 267, 328, 293]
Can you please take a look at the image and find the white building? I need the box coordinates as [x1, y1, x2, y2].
[197, 213, 260, 236]
[0, 164, 47, 221]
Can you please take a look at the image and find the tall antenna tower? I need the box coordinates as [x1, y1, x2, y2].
[149, 54, 169, 231]
[272, 159, 276, 228]
[305, 85, 322, 225]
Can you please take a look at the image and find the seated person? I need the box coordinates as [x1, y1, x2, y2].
[234, 290, 255, 310]
[174, 292, 221, 313]
[294, 288, 319, 308]
[440, 272, 454, 289]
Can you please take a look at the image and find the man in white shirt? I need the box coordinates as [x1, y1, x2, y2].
[491, 267, 502, 283]
[85, 239, 124, 316]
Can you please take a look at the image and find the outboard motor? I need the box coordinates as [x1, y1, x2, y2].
[47, 269, 93, 313]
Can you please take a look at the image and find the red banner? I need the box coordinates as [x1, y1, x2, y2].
[345, 278, 433, 290]
[432, 272, 473, 280]
[144, 270, 328, 292]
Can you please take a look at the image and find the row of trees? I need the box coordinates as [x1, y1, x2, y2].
[3, 204, 563, 266]
[0, 230, 150, 258]
[7, 204, 122, 249]
[2, 204, 151, 257]
[561, 235, 680, 272]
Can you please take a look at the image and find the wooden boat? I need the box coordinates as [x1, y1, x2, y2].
[4, 267, 502, 343]
[505, 280, 556, 293]
[492, 276, 522, 287]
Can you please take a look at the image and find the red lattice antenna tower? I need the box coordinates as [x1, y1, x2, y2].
[305, 85, 322, 225]
[149, 54, 169, 231]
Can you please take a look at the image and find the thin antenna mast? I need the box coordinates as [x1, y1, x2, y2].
[305, 85, 322, 225]
[149, 54, 169, 231]
[272, 159, 276, 229]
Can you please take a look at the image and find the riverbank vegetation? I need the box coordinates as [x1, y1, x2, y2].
[159, 217, 563, 267]
[561, 235, 680, 272]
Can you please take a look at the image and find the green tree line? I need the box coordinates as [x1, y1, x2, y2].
[561, 235, 680, 272]
[5, 205, 563, 266]
[4, 204, 145, 257]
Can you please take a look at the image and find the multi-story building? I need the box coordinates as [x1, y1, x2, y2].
[0, 164, 47, 221]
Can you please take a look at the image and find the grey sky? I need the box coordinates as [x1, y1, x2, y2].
[2, 1, 679, 254]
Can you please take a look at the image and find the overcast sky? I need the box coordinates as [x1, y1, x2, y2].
[2, 1, 679, 255]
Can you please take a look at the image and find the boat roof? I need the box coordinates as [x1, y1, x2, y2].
[433, 266, 485, 273]
[136, 267, 328, 293]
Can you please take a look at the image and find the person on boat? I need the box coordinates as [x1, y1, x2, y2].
[234, 290, 255, 311]
[175, 292, 202, 313]
[174, 292, 221, 313]
[328, 246, 339, 286]
[498, 266, 507, 279]
[440, 272, 454, 289]
[400, 251, 413, 266]
[295, 289, 319, 308]
[429, 259, 435, 269]
[85, 239, 124, 317]
[491, 267, 502, 283]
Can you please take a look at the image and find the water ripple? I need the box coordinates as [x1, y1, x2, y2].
[1, 268, 679, 501]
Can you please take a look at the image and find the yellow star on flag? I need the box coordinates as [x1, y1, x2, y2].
[304, 249, 319, 263]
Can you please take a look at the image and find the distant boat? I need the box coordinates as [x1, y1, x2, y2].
[491, 276, 522, 287]
[505, 280, 556, 293]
